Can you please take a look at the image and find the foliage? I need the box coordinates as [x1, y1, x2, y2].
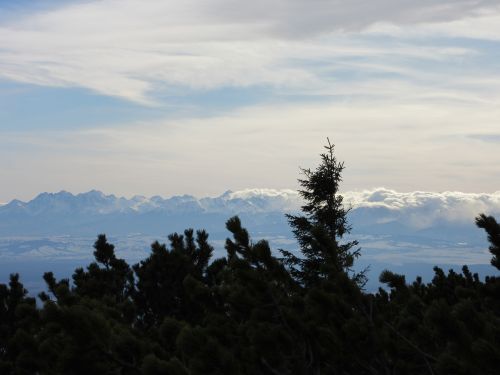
[282, 138, 364, 288]
[0, 142, 499, 374]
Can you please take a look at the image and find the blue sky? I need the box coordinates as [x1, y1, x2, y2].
[1, 0, 500, 202]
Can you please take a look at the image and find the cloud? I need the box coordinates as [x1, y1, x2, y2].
[0, 0, 499, 103]
[221, 187, 500, 229]
[466, 134, 500, 143]
[367, 9, 500, 41]
[344, 188, 500, 226]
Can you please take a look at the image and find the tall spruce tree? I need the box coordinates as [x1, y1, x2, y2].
[282, 138, 363, 286]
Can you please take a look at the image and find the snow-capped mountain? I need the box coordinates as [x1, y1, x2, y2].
[0, 188, 301, 217]
[1, 187, 499, 243]
[2, 188, 500, 292]
[0, 189, 300, 237]
[0, 188, 500, 251]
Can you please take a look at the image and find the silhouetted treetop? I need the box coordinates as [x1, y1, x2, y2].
[283, 139, 362, 286]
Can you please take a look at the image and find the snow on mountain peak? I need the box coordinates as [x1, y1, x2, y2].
[2, 188, 500, 225]
[225, 188, 298, 200]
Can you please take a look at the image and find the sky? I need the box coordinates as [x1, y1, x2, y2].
[1, 0, 500, 202]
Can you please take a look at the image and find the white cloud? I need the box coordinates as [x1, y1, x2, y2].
[0, 0, 499, 103]
[367, 10, 500, 41]
[220, 187, 500, 228]
[344, 188, 500, 226]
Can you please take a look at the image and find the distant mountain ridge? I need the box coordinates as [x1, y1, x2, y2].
[2, 188, 500, 280]
[0, 189, 301, 216]
[0, 189, 301, 237]
[1, 188, 499, 244]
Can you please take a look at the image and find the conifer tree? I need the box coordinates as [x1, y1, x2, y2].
[72, 234, 134, 303]
[475, 214, 500, 270]
[282, 139, 363, 286]
[132, 229, 214, 326]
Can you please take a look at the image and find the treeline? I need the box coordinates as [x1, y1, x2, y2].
[1, 142, 499, 374]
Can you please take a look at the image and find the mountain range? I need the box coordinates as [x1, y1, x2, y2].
[2, 188, 499, 292]
[1, 188, 499, 243]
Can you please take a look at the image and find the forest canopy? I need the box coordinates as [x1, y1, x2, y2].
[1, 141, 499, 375]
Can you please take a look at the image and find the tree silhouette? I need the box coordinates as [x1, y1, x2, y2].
[476, 214, 500, 270]
[282, 138, 363, 286]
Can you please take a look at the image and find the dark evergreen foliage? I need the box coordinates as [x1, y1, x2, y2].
[0, 142, 499, 374]
[282, 138, 363, 287]
[476, 214, 500, 270]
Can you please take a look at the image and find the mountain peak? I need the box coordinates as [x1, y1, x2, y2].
[79, 190, 106, 197]
[220, 190, 234, 199]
